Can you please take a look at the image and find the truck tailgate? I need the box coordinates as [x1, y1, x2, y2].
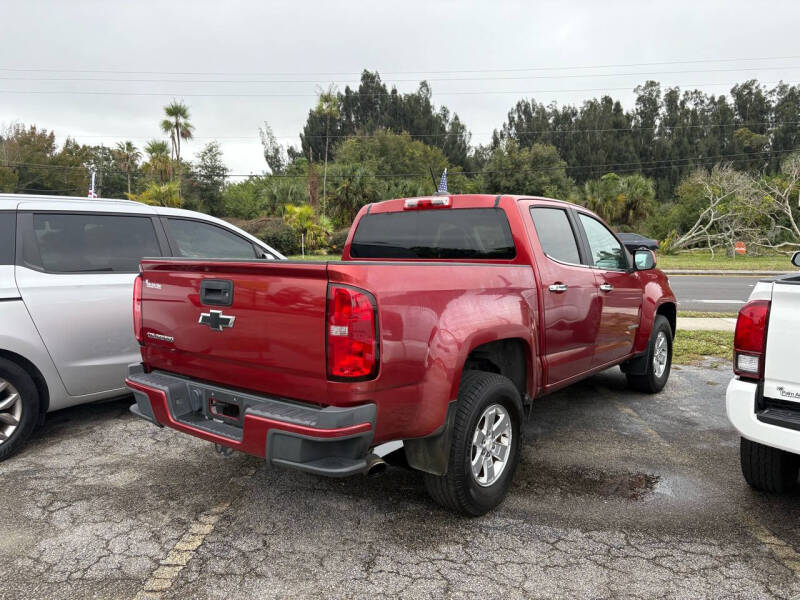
[139, 259, 329, 401]
[763, 277, 800, 405]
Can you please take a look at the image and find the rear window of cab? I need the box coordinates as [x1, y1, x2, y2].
[350, 208, 516, 260]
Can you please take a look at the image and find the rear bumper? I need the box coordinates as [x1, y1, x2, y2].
[726, 377, 800, 455]
[126, 365, 377, 477]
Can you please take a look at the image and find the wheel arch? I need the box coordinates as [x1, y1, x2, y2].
[459, 338, 533, 403]
[0, 350, 50, 415]
[656, 301, 676, 339]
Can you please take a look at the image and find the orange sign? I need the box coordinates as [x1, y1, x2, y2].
[734, 241, 746, 255]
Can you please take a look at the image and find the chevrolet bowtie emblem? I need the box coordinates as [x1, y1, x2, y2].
[199, 310, 236, 331]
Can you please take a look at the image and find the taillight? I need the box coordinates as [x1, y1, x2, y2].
[133, 274, 143, 344]
[733, 299, 770, 380]
[327, 284, 378, 380]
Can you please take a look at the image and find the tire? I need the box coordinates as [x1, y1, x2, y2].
[0, 358, 40, 462]
[423, 370, 523, 516]
[740, 437, 799, 494]
[626, 315, 672, 394]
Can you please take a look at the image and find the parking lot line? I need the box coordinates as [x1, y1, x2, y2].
[133, 501, 231, 600]
[743, 514, 800, 578]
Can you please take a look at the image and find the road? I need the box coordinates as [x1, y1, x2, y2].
[2, 364, 799, 599]
[668, 275, 768, 312]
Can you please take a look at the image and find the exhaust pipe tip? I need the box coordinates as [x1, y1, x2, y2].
[364, 454, 387, 478]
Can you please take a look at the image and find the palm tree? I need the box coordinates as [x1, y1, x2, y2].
[144, 139, 172, 184]
[160, 101, 194, 194]
[114, 141, 141, 195]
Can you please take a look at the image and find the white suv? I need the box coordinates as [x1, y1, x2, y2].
[0, 193, 283, 460]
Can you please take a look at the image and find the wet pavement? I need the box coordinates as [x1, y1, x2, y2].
[1, 363, 799, 599]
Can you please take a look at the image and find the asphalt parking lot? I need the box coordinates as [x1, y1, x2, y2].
[2, 363, 799, 600]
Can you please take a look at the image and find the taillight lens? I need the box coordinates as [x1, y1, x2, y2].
[733, 299, 770, 380]
[327, 284, 378, 379]
[133, 274, 143, 344]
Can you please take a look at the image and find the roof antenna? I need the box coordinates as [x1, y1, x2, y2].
[434, 168, 449, 196]
[429, 167, 438, 194]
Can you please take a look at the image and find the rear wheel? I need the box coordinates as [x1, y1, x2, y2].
[0, 358, 40, 462]
[423, 371, 522, 516]
[626, 315, 672, 394]
[740, 437, 799, 493]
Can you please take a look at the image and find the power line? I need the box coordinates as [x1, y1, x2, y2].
[0, 80, 793, 98]
[1, 65, 797, 85]
[1, 54, 799, 76]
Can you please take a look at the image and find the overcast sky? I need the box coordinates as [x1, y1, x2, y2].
[1, 0, 799, 177]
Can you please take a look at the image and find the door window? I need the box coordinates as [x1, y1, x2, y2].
[167, 219, 257, 259]
[529, 207, 581, 264]
[578, 214, 628, 270]
[28, 213, 160, 273]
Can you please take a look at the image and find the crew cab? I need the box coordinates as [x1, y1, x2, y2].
[726, 252, 800, 493]
[127, 194, 677, 515]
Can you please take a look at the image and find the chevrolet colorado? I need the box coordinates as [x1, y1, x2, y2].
[727, 252, 800, 493]
[127, 194, 677, 515]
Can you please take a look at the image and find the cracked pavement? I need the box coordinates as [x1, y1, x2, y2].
[1, 364, 799, 599]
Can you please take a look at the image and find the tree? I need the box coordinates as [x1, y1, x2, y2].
[583, 173, 655, 228]
[482, 140, 575, 198]
[315, 85, 340, 216]
[192, 141, 228, 216]
[758, 152, 800, 251]
[113, 141, 141, 195]
[128, 181, 181, 207]
[259, 121, 285, 174]
[160, 101, 194, 194]
[665, 165, 770, 255]
[142, 140, 172, 184]
[283, 204, 332, 252]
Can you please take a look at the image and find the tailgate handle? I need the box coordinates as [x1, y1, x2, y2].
[200, 279, 234, 307]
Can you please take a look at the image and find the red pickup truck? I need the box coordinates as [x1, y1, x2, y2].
[127, 194, 676, 515]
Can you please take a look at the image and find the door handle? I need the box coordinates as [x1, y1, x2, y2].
[599, 283, 614, 292]
[548, 283, 568, 293]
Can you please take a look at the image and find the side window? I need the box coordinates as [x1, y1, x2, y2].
[167, 218, 257, 259]
[578, 214, 628, 270]
[0, 212, 15, 265]
[529, 207, 581, 264]
[28, 213, 161, 273]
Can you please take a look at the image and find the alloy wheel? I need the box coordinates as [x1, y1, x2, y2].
[0, 378, 22, 445]
[470, 403, 513, 487]
[653, 331, 669, 378]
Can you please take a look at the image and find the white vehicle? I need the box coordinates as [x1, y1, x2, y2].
[0, 194, 283, 460]
[726, 252, 800, 492]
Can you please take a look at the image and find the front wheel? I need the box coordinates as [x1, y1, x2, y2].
[626, 315, 672, 394]
[423, 371, 523, 516]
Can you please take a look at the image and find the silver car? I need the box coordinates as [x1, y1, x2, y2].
[0, 193, 284, 460]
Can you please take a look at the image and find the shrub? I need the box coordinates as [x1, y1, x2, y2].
[328, 228, 351, 255]
[237, 217, 299, 255]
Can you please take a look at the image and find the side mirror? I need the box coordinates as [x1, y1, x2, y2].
[793, 251, 800, 268]
[634, 249, 656, 270]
